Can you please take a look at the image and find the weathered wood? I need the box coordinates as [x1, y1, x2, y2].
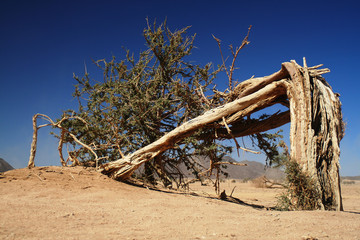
[28, 115, 39, 168]
[214, 110, 290, 139]
[58, 129, 66, 166]
[28, 114, 53, 168]
[285, 59, 344, 210]
[27, 114, 99, 169]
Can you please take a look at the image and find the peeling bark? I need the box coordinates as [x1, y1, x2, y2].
[285, 59, 344, 210]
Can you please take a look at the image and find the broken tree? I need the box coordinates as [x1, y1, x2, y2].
[27, 22, 344, 210]
[98, 59, 344, 210]
[28, 59, 344, 210]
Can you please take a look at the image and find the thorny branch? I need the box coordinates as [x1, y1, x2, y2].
[213, 25, 252, 91]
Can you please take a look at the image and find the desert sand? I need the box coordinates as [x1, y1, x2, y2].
[1, 166, 359, 240]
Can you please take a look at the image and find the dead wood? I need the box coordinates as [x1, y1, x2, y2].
[28, 114, 99, 169]
[286, 59, 344, 210]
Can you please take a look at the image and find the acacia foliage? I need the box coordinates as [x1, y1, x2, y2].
[59, 21, 232, 186]
[276, 160, 321, 210]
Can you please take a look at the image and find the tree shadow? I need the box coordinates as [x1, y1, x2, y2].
[343, 210, 360, 215]
[222, 195, 267, 209]
[124, 179, 269, 210]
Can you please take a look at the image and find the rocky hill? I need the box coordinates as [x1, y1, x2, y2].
[183, 155, 285, 181]
[0, 158, 14, 172]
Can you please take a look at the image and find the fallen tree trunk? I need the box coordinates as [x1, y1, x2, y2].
[99, 59, 344, 210]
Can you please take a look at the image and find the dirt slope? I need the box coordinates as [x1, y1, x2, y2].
[0, 166, 359, 240]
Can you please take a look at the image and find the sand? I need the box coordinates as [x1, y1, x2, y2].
[1, 166, 359, 239]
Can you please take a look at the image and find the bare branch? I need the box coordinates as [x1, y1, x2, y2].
[28, 114, 99, 169]
[57, 129, 66, 166]
[212, 34, 230, 80]
[213, 161, 247, 166]
[228, 25, 252, 91]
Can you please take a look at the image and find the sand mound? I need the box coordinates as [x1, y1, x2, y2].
[0, 166, 359, 239]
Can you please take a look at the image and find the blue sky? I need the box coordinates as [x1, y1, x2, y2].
[1, 0, 359, 176]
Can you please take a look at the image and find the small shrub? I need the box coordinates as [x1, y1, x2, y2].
[275, 160, 321, 211]
[242, 178, 251, 183]
[251, 176, 267, 188]
[342, 180, 355, 185]
[275, 193, 292, 211]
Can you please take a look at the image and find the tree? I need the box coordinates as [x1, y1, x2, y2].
[30, 20, 233, 189]
[28, 21, 344, 210]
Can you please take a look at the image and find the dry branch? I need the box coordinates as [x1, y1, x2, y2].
[58, 130, 66, 166]
[27, 114, 99, 169]
[213, 162, 247, 166]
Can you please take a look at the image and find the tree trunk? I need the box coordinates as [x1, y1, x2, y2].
[28, 114, 39, 168]
[285, 59, 344, 210]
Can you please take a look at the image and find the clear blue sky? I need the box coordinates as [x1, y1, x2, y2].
[1, 0, 359, 176]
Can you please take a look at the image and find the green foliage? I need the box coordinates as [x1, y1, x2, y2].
[57, 20, 230, 187]
[276, 160, 321, 211]
[269, 140, 290, 169]
[250, 129, 284, 167]
[342, 180, 355, 185]
[54, 20, 285, 190]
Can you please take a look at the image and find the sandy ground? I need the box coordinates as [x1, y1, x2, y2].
[0, 166, 359, 240]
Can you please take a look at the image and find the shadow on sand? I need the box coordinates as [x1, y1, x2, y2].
[124, 180, 268, 210]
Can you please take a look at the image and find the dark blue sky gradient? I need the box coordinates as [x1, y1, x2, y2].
[1, 0, 359, 175]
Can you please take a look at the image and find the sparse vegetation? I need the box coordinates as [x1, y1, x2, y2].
[342, 180, 355, 185]
[251, 176, 268, 188]
[251, 175, 284, 189]
[276, 160, 321, 211]
[242, 178, 251, 183]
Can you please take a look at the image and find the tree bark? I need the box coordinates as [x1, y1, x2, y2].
[58, 129, 66, 167]
[28, 114, 39, 168]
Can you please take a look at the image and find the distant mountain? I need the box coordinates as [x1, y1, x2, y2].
[183, 155, 285, 180]
[0, 158, 14, 172]
[341, 176, 360, 181]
